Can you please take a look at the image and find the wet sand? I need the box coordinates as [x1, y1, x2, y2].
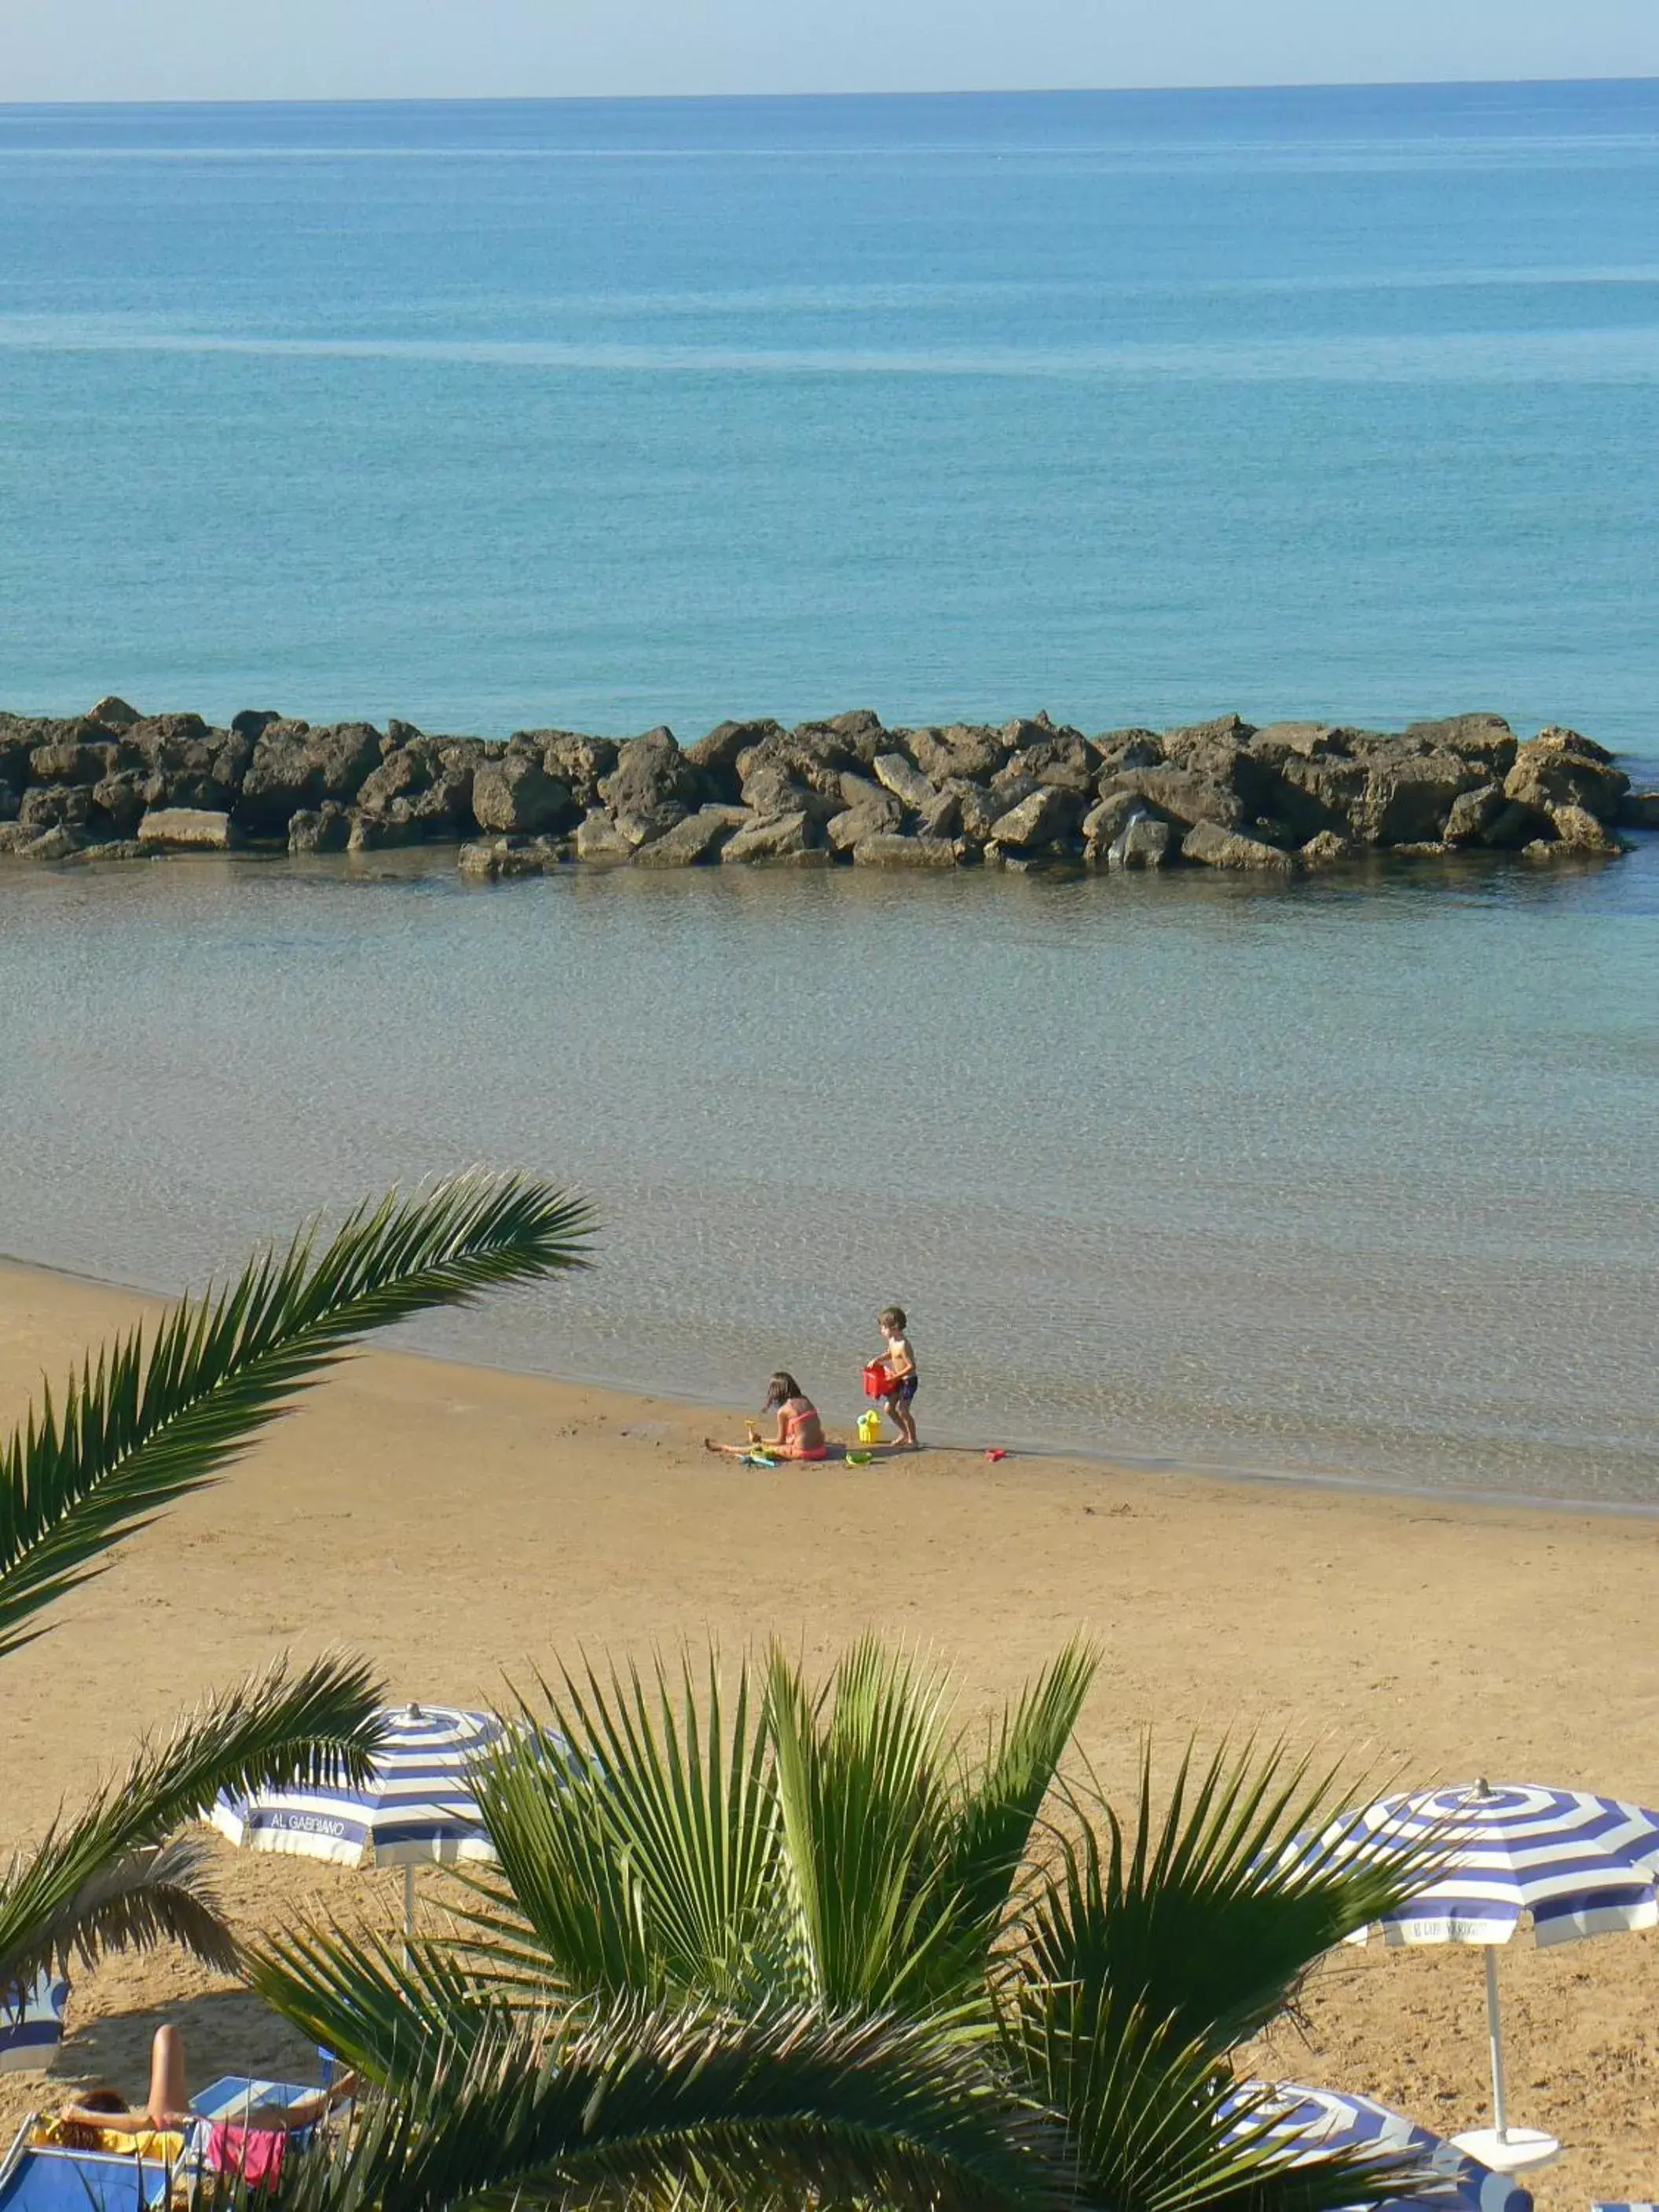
[1, 1258, 1654, 2204]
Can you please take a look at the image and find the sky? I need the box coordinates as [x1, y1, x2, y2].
[2, 0, 1657, 103]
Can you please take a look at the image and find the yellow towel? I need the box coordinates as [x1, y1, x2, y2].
[37, 2119, 185, 2160]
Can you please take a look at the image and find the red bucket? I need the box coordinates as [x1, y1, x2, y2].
[862, 1360, 892, 1399]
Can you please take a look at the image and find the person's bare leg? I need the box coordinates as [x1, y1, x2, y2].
[146, 2025, 187, 2123]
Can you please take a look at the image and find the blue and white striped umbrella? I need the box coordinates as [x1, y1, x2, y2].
[1221, 2081, 1530, 2212]
[1323, 1781, 1659, 2170]
[1339, 1782, 1659, 1949]
[211, 1701, 504, 1870]
[0, 1972, 68, 2072]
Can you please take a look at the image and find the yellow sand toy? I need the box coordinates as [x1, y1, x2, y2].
[856, 1409, 883, 1446]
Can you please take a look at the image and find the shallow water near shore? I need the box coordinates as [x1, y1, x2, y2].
[2, 84, 1658, 1503]
[2, 845, 1655, 1505]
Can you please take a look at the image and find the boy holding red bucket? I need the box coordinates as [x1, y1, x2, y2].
[863, 1305, 920, 1450]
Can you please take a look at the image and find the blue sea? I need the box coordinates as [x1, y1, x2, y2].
[1, 84, 1656, 1503]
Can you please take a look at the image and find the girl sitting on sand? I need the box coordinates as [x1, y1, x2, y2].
[706, 1373, 828, 1461]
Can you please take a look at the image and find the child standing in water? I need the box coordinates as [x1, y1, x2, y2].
[877, 1306, 919, 1449]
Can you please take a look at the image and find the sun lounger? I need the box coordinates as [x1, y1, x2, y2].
[181, 2073, 352, 2173]
[0, 2116, 167, 2212]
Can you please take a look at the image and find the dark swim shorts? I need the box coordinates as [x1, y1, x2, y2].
[883, 1373, 918, 1408]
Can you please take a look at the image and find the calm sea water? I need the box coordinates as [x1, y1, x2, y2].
[1, 86, 1656, 1503]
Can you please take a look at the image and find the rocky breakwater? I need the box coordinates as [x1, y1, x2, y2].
[0, 696, 1653, 878]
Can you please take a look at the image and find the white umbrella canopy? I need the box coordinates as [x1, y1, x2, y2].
[1327, 1780, 1659, 2173]
[211, 1700, 506, 1930]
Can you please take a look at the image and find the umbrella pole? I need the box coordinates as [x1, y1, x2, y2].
[1483, 1946, 1509, 2142]
[403, 1864, 415, 1952]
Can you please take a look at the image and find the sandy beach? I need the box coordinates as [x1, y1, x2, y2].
[2, 1256, 1655, 2204]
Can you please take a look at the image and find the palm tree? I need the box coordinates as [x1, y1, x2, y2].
[0, 1170, 591, 1996]
[251, 1638, 1444, 2212]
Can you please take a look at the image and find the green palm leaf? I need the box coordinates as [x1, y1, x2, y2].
[765, 1636, 1096, 2013]
[1018, 1738, 1447, 2059]
[0, 1170, 593, 1657]
[0, 1650, 385, 1989]
[460, 1652, 790, 2009]
[279, 1997, 1060, 2212]
[1004, 1980, 1428, 2212]
[928, 1632, 1098, 1966]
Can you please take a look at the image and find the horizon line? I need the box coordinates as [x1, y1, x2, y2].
[4, 73, 1659, 111]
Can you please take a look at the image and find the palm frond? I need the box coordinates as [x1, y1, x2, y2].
[0, 1650, 384, 1988]
[463, 1652, 790, 2009]
[1005, 1980, 1429, 2212]
[247, 1915, 519, 2088]
[765, 1639, 963, 2012]
[928, 1634, 1099, 1965]
[0, 1170, 593, 1655]
[1016, 1738, 1446, 2058]
[280, 1998, 1060, 2212]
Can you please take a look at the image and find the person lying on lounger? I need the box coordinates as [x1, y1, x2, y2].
[57, 2024, 357, 2140]
[705, 1372, 829, 1460]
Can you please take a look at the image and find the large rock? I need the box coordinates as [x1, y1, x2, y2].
[239, 720, 382, 832]
[230, 708, 283, 742]
[739, 747, 845, 826]
[1107, 812, 1175, 870]
[1247, 721, 1341, 765]
[1404, 713, 1518, 771]
[88, 695, 141, 732]
[599, 727, 698, 823]
[851, 833, 963, 868]
[905, 723, 1010, 783]
[137, 808, 239, 850]
[354, 739, 474, 840]
[531, 731, 620, 807]
[1504, 729, 1629, 824]
[19, 785, 91, 834]
[457, 837, 555, 881]
[1441, 783, 1506, 846]
[90, 771, 146, 839]
[14, 824, 86, 861]
[30, 739, 117, 786]
[632, 807, 745, 866]
[916, 786, 962, 838]
[872, 753, 938, 812]
[686, 720, 786, 799]
[1090, 730, 1164, 782]
[1081, 789, 1141, 859]
[790, 709, 887, 767]
[287, 803, 351, 854]
[827, 795, 903, 852]
[574, 808, 633, 861]
[1108, 765, 1247, 833]
[937, 778, 1005, 844]
[125, 714, 248, 811]
[1181, 819, 1295, 870]
[471, 755, 573, 835]
[1003, 733, 1095, 797]
[720, 811, 812, 863]
[1300, 745, 1481, 845]
[1547, 803, 1624, 854]
[989, 788, 1076, 849]
[1478, 799, 1544, 849]
[1617, 789, 1659, 829]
